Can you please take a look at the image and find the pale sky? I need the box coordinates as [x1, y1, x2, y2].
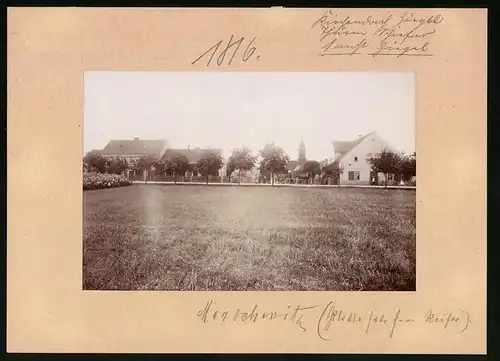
[84, 71, 415, 161]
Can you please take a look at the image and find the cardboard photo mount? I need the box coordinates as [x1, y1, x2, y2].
[7, 8, 487, 354]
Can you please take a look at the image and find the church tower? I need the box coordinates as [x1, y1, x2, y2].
[298, 136, 306, 165]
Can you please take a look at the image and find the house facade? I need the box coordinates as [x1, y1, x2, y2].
[333, 132, 399, 185]
[100, 137, 169, 178]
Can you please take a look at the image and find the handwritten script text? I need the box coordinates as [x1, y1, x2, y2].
[311, 11, 444, 57]
[196, 300, 471, 341]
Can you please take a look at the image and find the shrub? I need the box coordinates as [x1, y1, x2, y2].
[83, 172, 133, 191]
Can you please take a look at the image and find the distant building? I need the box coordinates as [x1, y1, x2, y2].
[332, 131, 399, 185]
[287, 137, 308, 173]
[100, 137, 169, 177]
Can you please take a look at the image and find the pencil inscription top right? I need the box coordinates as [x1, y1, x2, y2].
[311, 11, 444, 58]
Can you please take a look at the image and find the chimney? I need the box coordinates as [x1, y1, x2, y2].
[134, 137, 139, 140]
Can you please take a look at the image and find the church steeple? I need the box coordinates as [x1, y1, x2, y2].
[298, 136, 306, 165]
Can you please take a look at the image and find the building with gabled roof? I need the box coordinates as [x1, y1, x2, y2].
[101, 137, 169, 159]
[332, 131, 400, 185]
[100, 137, 169, 178]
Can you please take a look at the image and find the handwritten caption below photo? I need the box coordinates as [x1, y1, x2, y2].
[196, 300, 471, 341]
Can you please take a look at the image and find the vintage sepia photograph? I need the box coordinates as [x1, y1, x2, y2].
[83, 71, 416, 291]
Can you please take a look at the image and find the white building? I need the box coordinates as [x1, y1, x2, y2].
[333, 131, 399, 185]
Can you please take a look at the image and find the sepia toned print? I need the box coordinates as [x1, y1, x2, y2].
[7, 7, 486, 353]
[83, 71, 416, 291]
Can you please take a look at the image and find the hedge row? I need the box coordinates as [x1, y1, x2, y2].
[83, 173, 133, 191]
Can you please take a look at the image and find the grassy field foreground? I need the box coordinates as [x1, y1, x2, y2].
[83, 185, 416, 291]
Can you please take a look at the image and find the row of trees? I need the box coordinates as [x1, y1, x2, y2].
[83, 145, 416, 186]
[227, 144, 343, 185]
[83, 150, 224, 184]
[83, 152, 129, 175]
[227, 143, 342, 184]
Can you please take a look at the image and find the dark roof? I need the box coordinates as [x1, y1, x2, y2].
[162, 148, 223, 163]
[101, 139, 168, 157]
[333, 133, 372, 159]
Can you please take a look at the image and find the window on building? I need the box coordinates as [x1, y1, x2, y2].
[375, 153, 381, 158]
[366, 153, 373, 159]
[348, 171, 360, 181]
[354, 156, 358, 161]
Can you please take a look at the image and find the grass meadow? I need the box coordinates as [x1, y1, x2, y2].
[83, 185, 416, 291]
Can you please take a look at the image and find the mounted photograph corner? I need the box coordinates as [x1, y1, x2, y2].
[83, 71, 416, 291]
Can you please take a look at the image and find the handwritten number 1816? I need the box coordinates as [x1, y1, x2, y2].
[192, 35, 259, 67]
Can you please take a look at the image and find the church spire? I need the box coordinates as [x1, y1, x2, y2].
[298, 136, 306, 164]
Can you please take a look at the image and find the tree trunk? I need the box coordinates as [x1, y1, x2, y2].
[384, 173, 388, 188]
[174, 172, 177, 184]
[271, 172, 275, 186]
[206, 174, 209, 185]
[238, 169, 241, 185]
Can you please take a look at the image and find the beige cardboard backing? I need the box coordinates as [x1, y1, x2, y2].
[7, 8, 487, 353]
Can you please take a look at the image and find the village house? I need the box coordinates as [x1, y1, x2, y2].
[333, 131, 399, 185]
[100, 137, 169, 178]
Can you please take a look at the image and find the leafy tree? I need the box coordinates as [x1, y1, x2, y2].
[168, 154, 190, 184]
[227, 147, 257, 185]
[108, 157, 129, 175]
[321, 161, 343, 185]
[369, 150, 402, 187]
[302, 160, 321, 184]
[83, 151, 108, 173]
[400, 153, 416, 182]
[161, 158, 173, 175]
[135, 155, 163, 174]
[258, 143, 289, 186]
[226, 158, 236, 183]
[195, 150, 224, 185]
